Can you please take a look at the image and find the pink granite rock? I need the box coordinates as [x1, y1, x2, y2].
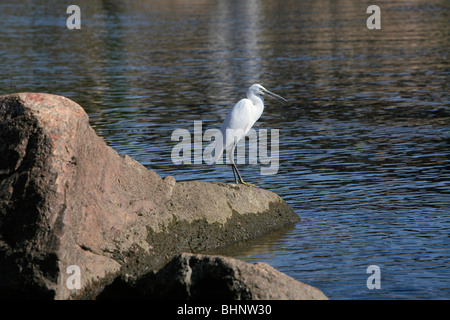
[0, 93, 299, 299]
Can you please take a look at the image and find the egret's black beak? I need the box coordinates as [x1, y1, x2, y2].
[264, 89, 288, 106]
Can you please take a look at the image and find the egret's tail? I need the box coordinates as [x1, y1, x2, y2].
[211, 127, 242, 164]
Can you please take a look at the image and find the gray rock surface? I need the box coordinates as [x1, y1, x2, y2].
[98, 253, 328, 300]
[0, 93, 300, 299]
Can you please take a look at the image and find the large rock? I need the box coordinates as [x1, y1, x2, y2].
[0, 93, 299, 299]
[98, 253, 328, 300]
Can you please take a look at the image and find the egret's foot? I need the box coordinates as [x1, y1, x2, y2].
[239, 179, 258, 188]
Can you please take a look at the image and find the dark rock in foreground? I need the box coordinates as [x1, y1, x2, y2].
[0, 93, 300, 299]
[98, 253, 328, 300]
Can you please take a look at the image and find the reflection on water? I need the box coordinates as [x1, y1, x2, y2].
[1, 0, 449, 299]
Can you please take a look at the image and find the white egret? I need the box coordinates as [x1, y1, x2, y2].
[212, 84, 287, 187]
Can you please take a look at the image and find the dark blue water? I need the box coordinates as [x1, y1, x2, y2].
[1, 0, 449, 299]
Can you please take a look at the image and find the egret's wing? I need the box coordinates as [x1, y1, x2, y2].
[221, 98, 253, 136]
[212, 99, 253, 162]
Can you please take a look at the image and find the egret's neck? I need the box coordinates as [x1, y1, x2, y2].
[248, 93, 264, 118]
[248, 93, 264, 107]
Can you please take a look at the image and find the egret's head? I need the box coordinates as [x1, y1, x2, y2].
[248, 84, 266, 96]
[248, 84, 288, 105]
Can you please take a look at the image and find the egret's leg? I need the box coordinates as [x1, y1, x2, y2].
[232, 163, 244, 184]
[232, 163, 258, 188]
[229, 138, 258, 188]
[229, 139, 240, 184]
[231, 164, 238, 184]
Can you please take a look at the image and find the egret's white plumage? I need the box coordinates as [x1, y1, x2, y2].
[212, 84, 287, 186]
